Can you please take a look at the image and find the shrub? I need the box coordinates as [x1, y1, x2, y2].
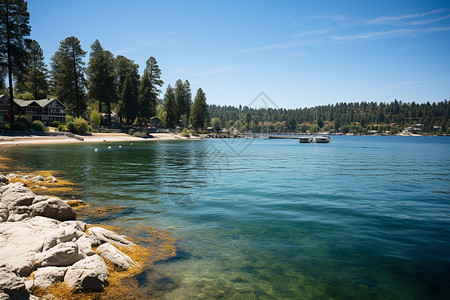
[90, 110, 101, 126]
[180, 128, 190, 137]
[15, 116, 31, 128]
[31, 120, 46, 131]
[66, 122, 76, 133]
[74, 117, 89, 134]
[52, 121, 60, 127]
[11, 121, 28, 131]
[66, 115, 74, 123]
[58, 124, 66, 132]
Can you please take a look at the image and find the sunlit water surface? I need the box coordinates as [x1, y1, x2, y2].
[3, 136, 450, 299]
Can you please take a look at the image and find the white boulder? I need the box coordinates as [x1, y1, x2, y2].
[32, 266, 67, 289]
[88, 226, 133, 247]
[35, 242, 85, 267]
[97, 243, 136, 270]
[64, 255, 108, 292]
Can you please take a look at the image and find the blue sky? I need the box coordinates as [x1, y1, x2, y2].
[28, 0, 450, 108]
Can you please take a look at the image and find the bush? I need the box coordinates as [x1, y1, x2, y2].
[66, 122, 76, 133]
[15, 116, 31, 128]
[31, 120, 46, 132]
[74, 117, 89, 134]
[90, 110, 101, 126]
[66, 115, 74, 123]
[180, 128, 190, 137]
[52, 121, 60, 127]
[58, 124, 66, 132]
[11, 121, 28, 131]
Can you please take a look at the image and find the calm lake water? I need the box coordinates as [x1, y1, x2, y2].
[3, 136, 450, 299]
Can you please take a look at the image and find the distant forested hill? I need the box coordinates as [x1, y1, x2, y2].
[209, 100, 449, 135]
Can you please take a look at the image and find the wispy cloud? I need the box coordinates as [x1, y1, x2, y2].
[192, 66, 236, 77]
[293, 29, 330, 39]
[407, 14, 450, 25]
[385, 79, 450, 88]
[115, 40, 157, 54]
[368, 9, 445, 24]
[332, 26, 450, 41]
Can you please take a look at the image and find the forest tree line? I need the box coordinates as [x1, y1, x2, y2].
[209, 100, 449, 135]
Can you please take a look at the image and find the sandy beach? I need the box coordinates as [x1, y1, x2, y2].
[0, 132, 189, 146]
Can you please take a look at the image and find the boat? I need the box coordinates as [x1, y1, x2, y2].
[299, 136, 312, 143]
[313, 135, 330, 143]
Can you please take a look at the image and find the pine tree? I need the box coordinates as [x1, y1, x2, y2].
[87, 39, 116, 123]
[23, 40, 48, 99]
[164, 84, 177, 129]
[138, 56, 163, 123]
[121, 73, 139, 123]
[51, 36, 87, 117]
[115, 55, 139, 123]
[190, 88, 208, 130]
[0, 0, 31, 122]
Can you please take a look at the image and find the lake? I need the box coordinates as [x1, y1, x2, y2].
[2, 136, 450, 299]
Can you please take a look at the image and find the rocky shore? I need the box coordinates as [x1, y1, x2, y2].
[0, 173, 139, 299]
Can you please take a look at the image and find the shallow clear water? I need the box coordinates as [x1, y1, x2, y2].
[3, 136, 450, 299]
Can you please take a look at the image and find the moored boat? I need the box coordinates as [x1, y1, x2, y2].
[313, 135, 330, 143]
[299, 136, 312, 143]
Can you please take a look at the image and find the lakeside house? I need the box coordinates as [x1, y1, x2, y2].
[0, 94, 66, 125]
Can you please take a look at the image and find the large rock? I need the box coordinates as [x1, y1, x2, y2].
[33, 266, 67, 289]
[0, 265, 29, 300]
[42, 225, 84, 251]
[75, 236, 97, 256]
[30, 198, 77, 221]
[64, 255, 108, 292]
[88, 227, 133, 247]
[0, 203, 8, 222]
[1, 183, 35, 208]
[35, 242, 85, 267]
[97, 243, 136, 270]
[62, 220, 87, 232]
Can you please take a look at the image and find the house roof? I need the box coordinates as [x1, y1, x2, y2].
[14, 98, 65, 108]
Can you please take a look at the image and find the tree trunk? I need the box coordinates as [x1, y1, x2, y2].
[72, 47, 79, 117]
[5, 0, 14, 123]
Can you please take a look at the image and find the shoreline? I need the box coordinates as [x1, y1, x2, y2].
[0, 132, 202, 146]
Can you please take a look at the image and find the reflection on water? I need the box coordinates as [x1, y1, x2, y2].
[2, 136, 450, 299]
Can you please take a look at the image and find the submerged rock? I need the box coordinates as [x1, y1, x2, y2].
[97, 243, 136, 270]
[88, 226, 133, 247]
[64, 255, 108, 292]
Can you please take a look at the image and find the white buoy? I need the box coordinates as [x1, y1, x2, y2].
[108, 146, 111, 150]
[119, 145, 122, 148]
[130, 143, 133, 145]
[94, 148, 98, 152]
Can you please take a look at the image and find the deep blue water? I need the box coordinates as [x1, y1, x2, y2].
[3, 136, 450, 299]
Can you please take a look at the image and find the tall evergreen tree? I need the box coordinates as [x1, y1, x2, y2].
[164, 84, 177, 129]
[87, 39, 116, 123]
[183, 80, 192, 123]
[121, 73, 139, 123]
[22, 40, 48, 99]
[51, 36, 87, 117]
[190, 88, 208, 130]
[138, 56, 163, 123]
[0, 0, 31, 122]
[115, 55, 139, 123]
